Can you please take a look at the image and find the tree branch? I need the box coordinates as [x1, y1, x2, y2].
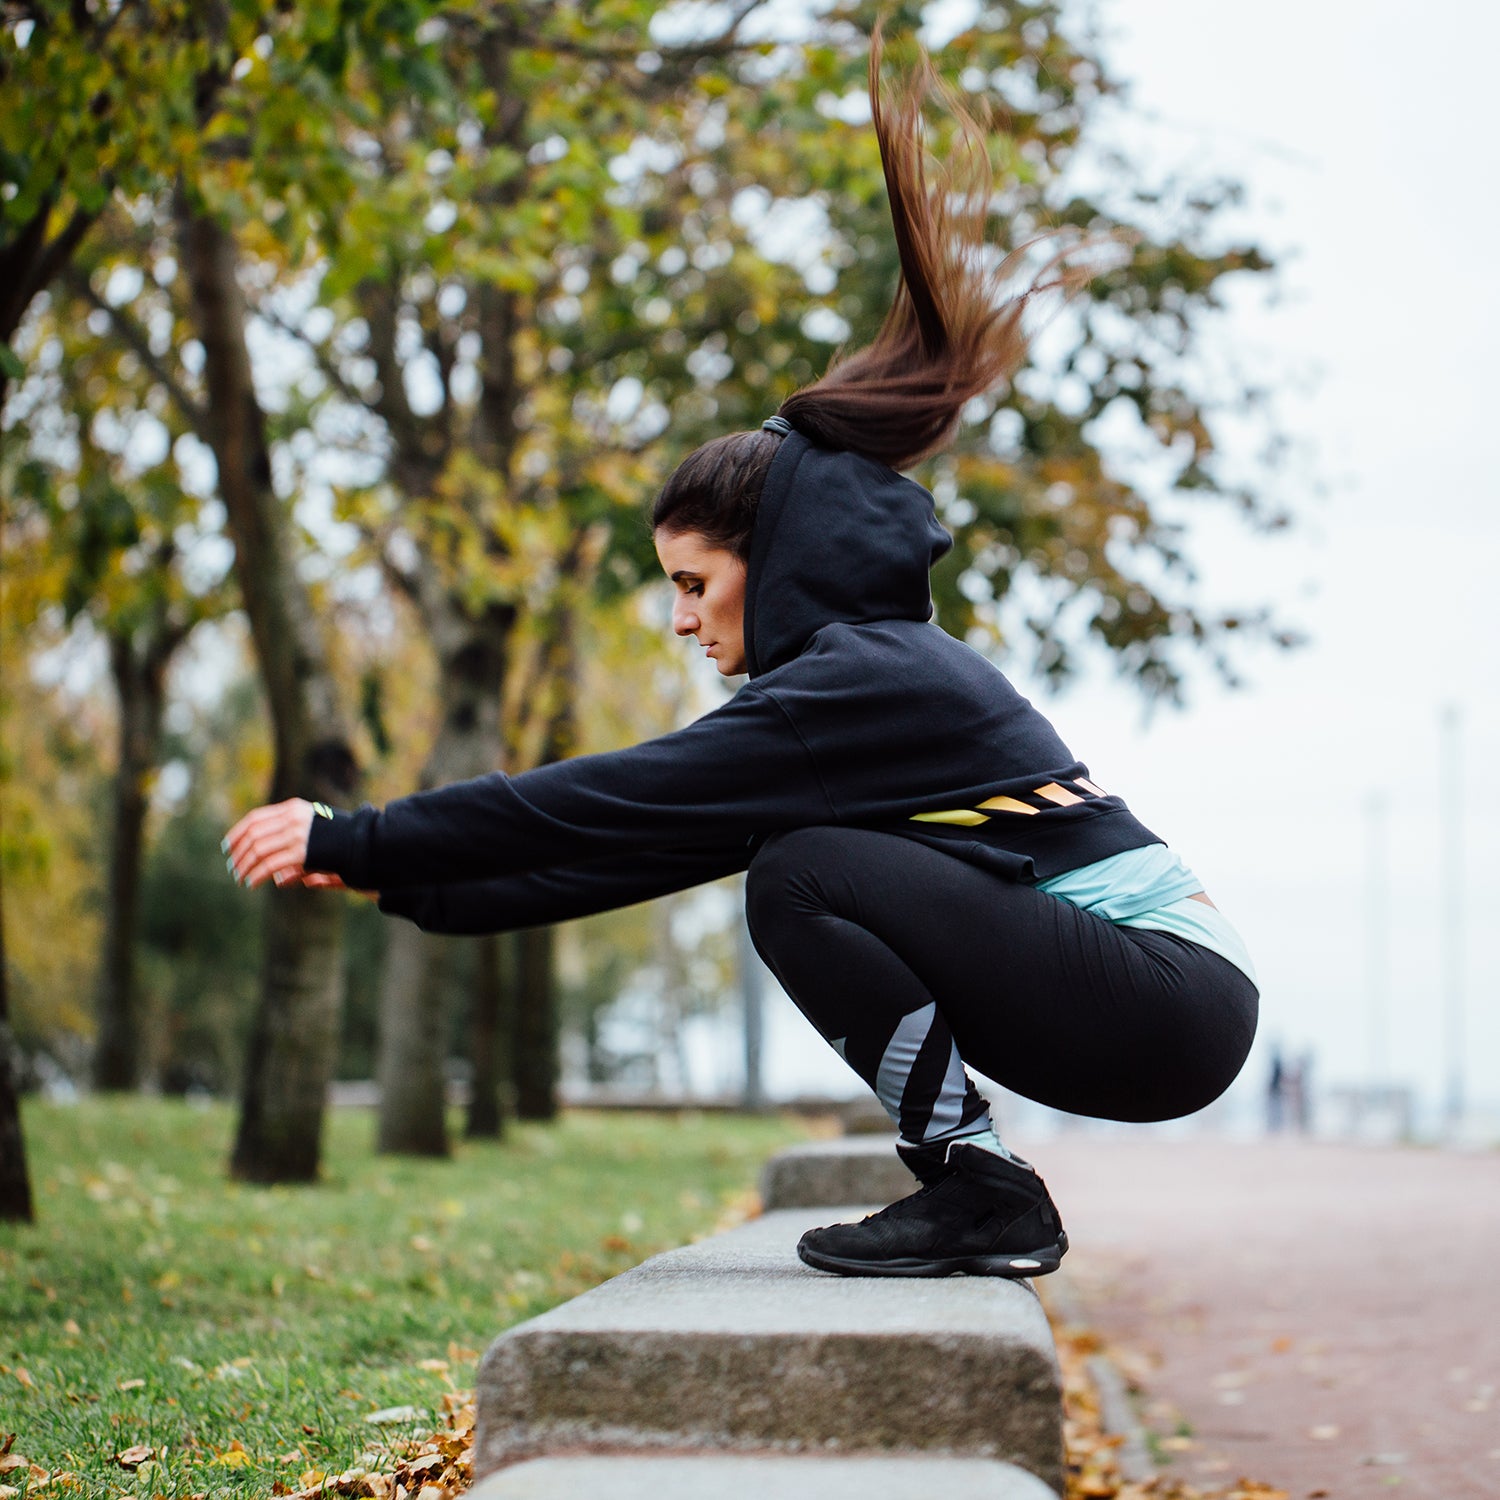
[248, 295, 374, 412]
[66, 268, 210, 437]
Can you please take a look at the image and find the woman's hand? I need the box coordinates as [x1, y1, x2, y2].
[223, 798, 316, 890]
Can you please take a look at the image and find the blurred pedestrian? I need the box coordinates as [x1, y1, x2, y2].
[1267, 1045, 1287, 1133]
[225, 30, 1259, 1280]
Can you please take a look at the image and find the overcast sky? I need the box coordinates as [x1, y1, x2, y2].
[737, 0, 1500, 1126]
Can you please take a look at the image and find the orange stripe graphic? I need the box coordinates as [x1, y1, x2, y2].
[1034, 782, 1084, 807]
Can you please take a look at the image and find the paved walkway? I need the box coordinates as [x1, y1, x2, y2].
[1019, 1135, 1500, 1500]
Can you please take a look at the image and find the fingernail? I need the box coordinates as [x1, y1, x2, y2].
[220, 836, 230, 853]
[226, 857, 237, 879]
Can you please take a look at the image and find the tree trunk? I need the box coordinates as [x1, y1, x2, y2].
[514, 925, 557, 1121]
[93, 622, 177, 1091]
[375, 606, 513, 1154]
[0, 849, 34, 1223]
[507, 574, 588, 1124]
[374, 925, 454, 1156]
[465, 933, 509, 1138]
[233, 885, 347, 1179]
[178, 201, 360, 1184]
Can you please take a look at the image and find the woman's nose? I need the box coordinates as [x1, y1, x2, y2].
[673, 600, 700, 636]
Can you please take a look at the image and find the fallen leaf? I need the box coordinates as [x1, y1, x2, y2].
[364, 1407, 422, 1426]
[117, 1378, 145, 1391]
[0, 1458, 26, 1475]
[12, 1371, 32, 1390]
[416, 1360, 447, 1374]
[62, 1320, 81, 1337]
[115, 1446, 153, 1470]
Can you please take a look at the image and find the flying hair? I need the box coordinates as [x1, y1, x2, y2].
[781, 25, 1079, 468]
[653, 25, 1089, 557]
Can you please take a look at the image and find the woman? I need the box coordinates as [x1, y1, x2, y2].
[225, 35, 1257, 1279]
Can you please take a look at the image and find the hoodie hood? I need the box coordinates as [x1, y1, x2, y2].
[743, 431, 953, 677]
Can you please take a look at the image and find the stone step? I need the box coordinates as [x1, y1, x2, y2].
[760, 1135, 915, 1210]
[474, 1206, 1064, 1494]
[468, 1453, 1059, 1499]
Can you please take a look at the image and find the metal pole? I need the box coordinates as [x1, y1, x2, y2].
[1365, 791, 1388, 1085]
[738, 905, 765, 1111]
[1441, 704, 1465, 1130]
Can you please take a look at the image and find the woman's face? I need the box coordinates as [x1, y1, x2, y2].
[654, 529, 748, 676]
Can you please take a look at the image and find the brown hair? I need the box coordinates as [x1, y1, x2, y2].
[653, 27, 1075, 558]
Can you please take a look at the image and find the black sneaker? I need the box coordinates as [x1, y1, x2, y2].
[796, 1142, 1068, 1278]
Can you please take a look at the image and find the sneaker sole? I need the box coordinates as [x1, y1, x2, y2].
[796, 1232, 1068, 1280]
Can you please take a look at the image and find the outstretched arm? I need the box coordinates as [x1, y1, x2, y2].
[225, 683, 829, 893]
[377, 842, 753, 934]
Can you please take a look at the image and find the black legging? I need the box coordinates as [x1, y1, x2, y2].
[745, 827, 1258, 1142]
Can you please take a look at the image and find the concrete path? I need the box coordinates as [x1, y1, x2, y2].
[1021, 1135, 1500, 1499]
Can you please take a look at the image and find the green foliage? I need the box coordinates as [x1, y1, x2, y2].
[0, 1098, 806, 1498]
[198, 0, 1288, 700]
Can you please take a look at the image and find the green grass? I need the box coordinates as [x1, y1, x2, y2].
[0, 1098, 809, 1499]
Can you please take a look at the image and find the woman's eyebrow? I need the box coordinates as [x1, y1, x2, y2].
[670, 570, 702, 583]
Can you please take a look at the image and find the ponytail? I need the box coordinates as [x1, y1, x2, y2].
[782, 26, 1073, 468]
[654, 27, 1075, 552]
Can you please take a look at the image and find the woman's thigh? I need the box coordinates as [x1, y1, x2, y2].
[751, 826, 1257, 1122]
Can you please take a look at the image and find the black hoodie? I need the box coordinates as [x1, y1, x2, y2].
[307, 431, 1161, 932]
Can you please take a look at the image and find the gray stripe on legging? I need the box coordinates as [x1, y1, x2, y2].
[922, 1038, 970, 1140]
[874, 1002, 936, 1121]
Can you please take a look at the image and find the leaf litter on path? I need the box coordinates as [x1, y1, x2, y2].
[1051, 1316, 1289, 1500]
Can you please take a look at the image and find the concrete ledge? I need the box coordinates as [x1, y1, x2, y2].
[759, 1137, 915, 1210]
[837, 1095, 896, 1135]
[469, 1453, 1059, 1499]
[475, 1206, 1064, 1493]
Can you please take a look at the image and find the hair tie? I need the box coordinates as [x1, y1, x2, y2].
[761, 415, 793, 436]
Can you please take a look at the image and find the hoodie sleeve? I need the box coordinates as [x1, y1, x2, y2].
[375, 842, 753, 935]
[307, 683, 832, 891]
